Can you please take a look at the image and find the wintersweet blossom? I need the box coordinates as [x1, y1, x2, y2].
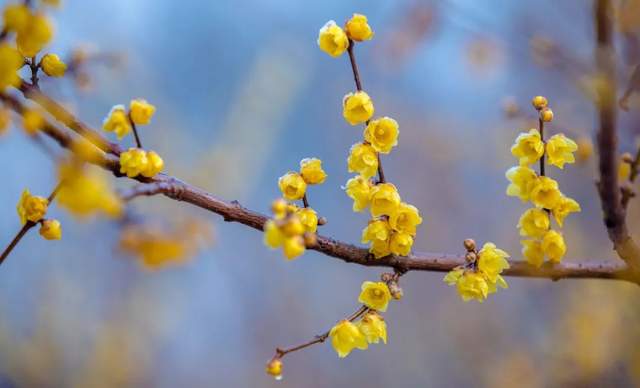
[278, 172, 307, 201]
[517, 208, 550, 238]
[299, 157, 327, 185]
[344, 175, 373, 212]
[358, 281, 392, 312]
[343, 91, 374, 125]
[347, 142, 378, 178]
[318, 20, 349, 57]
[364, 117, 399, 154]
[329, 320, 368, 358]
[511, 129, 544, 166]
[345, 14, 374, 42]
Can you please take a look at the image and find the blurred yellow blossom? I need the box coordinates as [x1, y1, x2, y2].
[16, 189, 48, 224]
[0, 43, 23, 90]
[358, 281, 392, 312]
[102, 105, 132, 140]
[317, 20, 348, 57]
[16, 13, 53, 57]
[517, 208, 550, 238]
[619, 159, 631, 181]
[364, 116, 399, 154]
[345, 13, 374, 42]
[57, 162, 122, 218]
[530, 176, 561, 209]
[299, 157, 327, 184]
[22, 108, 44, 135]
[511, 129, 544, 166]
[575, 136, 593, 162]
[348, 142, 378, 178]
[39, 219, 61, 240]
[3, 4, 30, 33]
[283, 236, 305, 259]
[344, 175, 373, 212]
[357, 312, 387, 344]
[0, 107, 10, 135]
[546, 133, 577, 169]
[278, 171, 307, 201]
[343, 91, 374, 125]
[129, 99, 156, 125]
[41, 53, 67, 77]
[263, 220, 285, 249]
[369, 183, 400, 217]
[329, 320, 368, 358]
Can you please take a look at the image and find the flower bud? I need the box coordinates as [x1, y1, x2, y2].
[532, 96, 548, 110]
[265, 358, 283, 380]
[540, 108, 553, 122]
[463, 238, 476, 252]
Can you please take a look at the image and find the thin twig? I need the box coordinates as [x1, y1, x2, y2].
[128, 112, 143, 148]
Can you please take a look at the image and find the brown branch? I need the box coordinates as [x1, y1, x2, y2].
[128, 112, 143, 149]
[3, 82, 639, 284]
[594, 0, 640, 272]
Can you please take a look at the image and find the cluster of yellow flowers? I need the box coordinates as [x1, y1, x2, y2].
[506, 96, 580, 267]
[318, 14, 423, 259]
[263, 158, 326, 259]
[15, 189, 61, 240]
[102, 99, 156, 139]
[119, 148, 164, 178]
[0, 2, 68, 89]
[443, 239, 510, 302]
[328, 281, 391, 358]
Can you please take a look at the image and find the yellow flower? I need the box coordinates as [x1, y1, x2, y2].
[0, 107, 10, 135]
[357, 312, 387, 344]
[22, 108, 44, 135]
[517, 208, 550, 238]
[296, 207, 318, 233]
[3, 4, 30, 33]
[347, 142, 378, 178]
[522, 239, 544, 267]
[329, 320, 368, 358]
[531, 95, 548, 110]
[619, 160, 631, 181]
[370, 239, 391, 258]
[0, 43, 23, 90]
[505, 166, 538, 202]
[265, 359, 283, 380]
[41, 53, 67, 77]
[345, 13, 374, 42]
[511, 129, 544, 166]
[576, 137, 593, 162]
[129, 99, 156, 125]
[388, 202, 422, 235]
[369, 183, 401, 217]
[317, 20, 349, 57]
[552, 196, 581, 227]
[16, 13, 53, 57]
[443, 268, 464, 285]
[542, 230, 566, 263]
[389, 231, 413, 256]
[364, 116, 399, 154]
[119, 148, 148, 178]
[16, 189, 48, 224]
[102, 105, 132, 140]
[278, 171, 307, 201]
[456, 272, 489, 302]
[358, 281, 392, 311]
[344, 175, 373, 212]
[283, 236, 305, 260]
[546, 134, 577, 169]
[141, 150, 163, 178]
[263, 220, 285, 248]
[343, 91, 374, 125]
[477, 242, 510, 283]
[299, 157, 327, 184]
[270, 198, 288, 219]
[57, 162, 122, 218]
[361, 219, 391, 258]
[39, 219, 61, 240]
[530, 176, 562, 209]
[280, 216, 305, 237]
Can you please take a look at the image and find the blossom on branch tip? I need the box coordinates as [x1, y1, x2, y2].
[348, 142, 378, 178]
[344, 175, 373, 212]
[369, 183, 401, 217]
[16, 189, 48, 224]
[539, 108, 553, 122]
[102, 105, 132, 140]
[318, 20, 349, 57]
[278, 172, 307, 201]
[357, 312, 387, 344]
[546, 133, 577, 169]
[343, 91, 374, 125]
[39, 219, 61, 240]
[265, 359, 283, 380]
[511, 129, 544, 166]
[358, 281, 391, 311]
[531, 95, 548, 110]
[345, 13, 374, 42]
[129, 99, 156, 125]
[0, 44, 23, 90]
[364, 117, 399, 154]
[41, 53, 67, 77]
[299, 157, 327, 184]
[329, 320, 368, 358]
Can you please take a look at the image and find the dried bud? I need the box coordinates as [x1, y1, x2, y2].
[465, 252, 477, 263]
[303, 232, 317, 247]
[388, 282, 404, 300]
[540, 108, 553, 122]
[463, 238, 476, 252]
[532, 96, 548, 110]
[318, 216, 328, 226]
[621, 152, 633, 164]
[380, 273, 394, 283]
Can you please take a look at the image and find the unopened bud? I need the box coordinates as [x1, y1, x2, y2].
[388, 282, 404, 300]
[265, 358, 283, 380]
[540, 107, 553, 122]
[463, 238, 476, 252]
[532, 96, 548, 110]
[303, 232, 317, 247]
[318, 216, 327, 226]
[465, 252, 477, 263]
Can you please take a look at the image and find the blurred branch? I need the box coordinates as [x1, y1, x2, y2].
[594, 0, 640, 272]
[619, 63, 640, 111]
[2, 86, 638, 284]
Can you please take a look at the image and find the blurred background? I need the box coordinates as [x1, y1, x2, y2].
[1, 0, 640, 386]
